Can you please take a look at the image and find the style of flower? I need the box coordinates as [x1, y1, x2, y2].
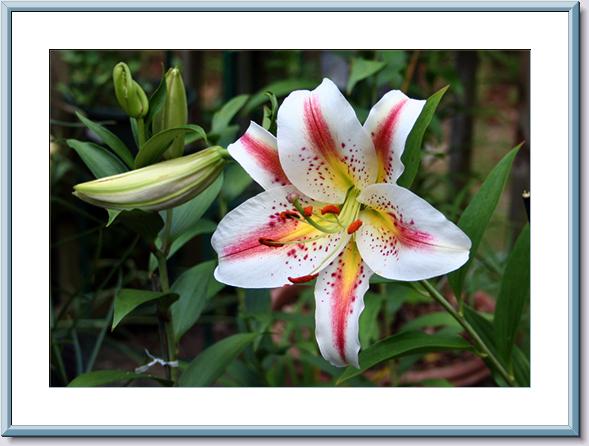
[212, 79, 471, 368]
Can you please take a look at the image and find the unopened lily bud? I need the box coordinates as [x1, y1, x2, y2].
[113, 62, 149, 118]
[154, 67, 188, 159]
[73, 146, 226, 212]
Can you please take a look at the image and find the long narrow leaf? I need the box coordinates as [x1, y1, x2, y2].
[68, 370, 171, 387]
[494, 224, 530, 365]
[67, 139, 128, 179]
[134, 125, 208, 168]
[211, 94, 249, 134]
[448, 144, 522, 298]
[75, 112, 134, 167]
[179, 333, 257, 386]
[337, 331, 472, 384]
[397, 85, 448, 188]
[112, 289, 178, 330]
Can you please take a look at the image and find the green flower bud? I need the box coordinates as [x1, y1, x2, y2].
[73, 146, 227, 212]
[154, 67, 188, 159]
[113, 62, 149, 118]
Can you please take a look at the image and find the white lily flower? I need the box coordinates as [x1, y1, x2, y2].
[212, 79, 471, 368]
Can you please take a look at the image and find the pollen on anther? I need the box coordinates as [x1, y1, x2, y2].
[321, 205, 340, 215]
[303, 206, 313, 217]
[259, 237, 284, 247]
[288, 273, 319, 284]
[347, 219, 363, 234]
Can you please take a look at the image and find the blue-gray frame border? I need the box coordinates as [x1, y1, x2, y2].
[0, 0, 580, 437]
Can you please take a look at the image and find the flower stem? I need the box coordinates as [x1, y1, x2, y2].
[419, 279, 516, 387]
[136, 117, 146, 149]
[156, 209, 177, 382]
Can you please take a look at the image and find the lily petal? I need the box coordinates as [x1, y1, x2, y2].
[364, 91, 425, 183]
[227, 121, 291, 190]
[212, 185, 350, 288]
[356, 183, 471, 281]
[315, 242, 373, 368]
[277, 78, 377, 203]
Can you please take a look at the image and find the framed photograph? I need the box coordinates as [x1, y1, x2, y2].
[1, 1, 580, 437]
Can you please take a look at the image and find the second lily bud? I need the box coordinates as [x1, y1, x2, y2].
[113, 62, 149, 119]
[153, 67, 188, 159]
[73, 146, 227, 212]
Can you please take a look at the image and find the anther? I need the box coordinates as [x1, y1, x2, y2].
[259, 237, 284, 247]
[347, 219, 363, 234]
[303, 206, 313, 217]
[280, 210, 300, 220]
[321, 205, 340, 215]
[288, 273, 319, 284]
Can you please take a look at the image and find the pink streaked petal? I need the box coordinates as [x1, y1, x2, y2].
[277, 78, 377, 203]
[364, 90, 425, 183]
[227, 121, 290, 190]
[356, 183, 471, 281]
[314, 241, 373, 368]
[212, 185, 350, 288]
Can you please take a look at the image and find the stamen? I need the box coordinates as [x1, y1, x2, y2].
[288, 273, 318, 284]
[347, 219, 363, 234]
[321, 205, 340, 215]
[279, 210, 300, 220]
[259, 237, 284, 247]
[291, 198, 342, 234]
[303, 206, 313, 217]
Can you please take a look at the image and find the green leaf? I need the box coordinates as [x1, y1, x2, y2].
[134, 125, 208, 168]
[346, 58, 386, 94]
[512, 344, 530, 387]
[75, 112, 134, 168]
[221, 163, 253, 201]
[171, 261, 225, 341]
[68, 370, 172, 387]
[162, 173, 223, 242]
[211, 94, 250, 134]
[106, 209, 122, 227]
[167, 219, 217, 259]
[262, 91, 278, 132]
[115, 210, 163, 242]
[397, 85, 449, 188]
[420, 378, 454, 387]
[493, 224, 530, 365]
[148, 219, 217, 273]
[179, 333, 257, 386]
[463, 305, 527, 386]
[448, 145, 522, 298]
[145, 74, 167, 129]
[337, 331, 472, 384]
[359, 293, 384, 349]
[400, 312, 461, 332]
[244, 79, 316, 114]
[112, 288, 178, 330]
[67, 139, 128, 179]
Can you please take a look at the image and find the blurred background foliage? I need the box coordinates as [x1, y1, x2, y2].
[50, 50, 529, 387]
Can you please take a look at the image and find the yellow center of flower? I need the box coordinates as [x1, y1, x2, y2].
[291, 187, 361, 235]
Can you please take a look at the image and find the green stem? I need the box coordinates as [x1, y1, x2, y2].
[157, 209, 177, 382]
[136, 118, 146, 149]
[420, 280, 516, 387]
[85, 301, 115, 372]
[51, 341, 69, 385]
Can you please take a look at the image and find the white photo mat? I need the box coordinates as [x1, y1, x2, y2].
[4, 6, 577, 433]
